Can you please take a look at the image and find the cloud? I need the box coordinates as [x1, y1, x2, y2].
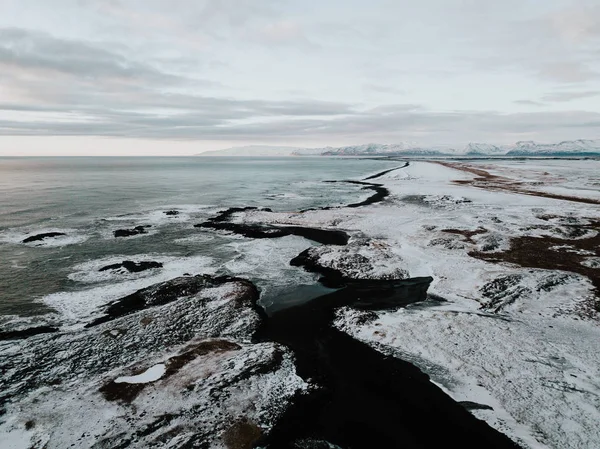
[547, 3, 600, 44]
[542, 90, 600, 102]
[0, 28, 198, 86]
[0, 99, 598, 146]
[0, 2, 599, 152]
[536, 61, 598, 83]
[256, 21, 305, 43]
[514, 100, 544, 107]
[363, 84, 406, 95]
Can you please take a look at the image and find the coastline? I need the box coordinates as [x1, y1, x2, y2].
[1, 158, 599, 448]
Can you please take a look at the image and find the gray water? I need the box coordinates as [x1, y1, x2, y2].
[0, 157, 397, 318]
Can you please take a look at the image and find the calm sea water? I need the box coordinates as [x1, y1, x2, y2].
[0, 157, 397, 318]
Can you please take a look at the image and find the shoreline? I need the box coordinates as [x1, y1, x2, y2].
[2, 158, 599, 448]
[188, 162, 523, 448]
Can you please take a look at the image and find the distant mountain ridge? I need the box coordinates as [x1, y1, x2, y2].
[197, 139, 600, 157]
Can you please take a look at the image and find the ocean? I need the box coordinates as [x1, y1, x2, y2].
[0, 156, 398, 318]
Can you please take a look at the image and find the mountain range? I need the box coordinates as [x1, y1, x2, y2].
[197, 139, 600, 157]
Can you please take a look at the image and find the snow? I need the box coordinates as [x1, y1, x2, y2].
[335, 306, 600, 449]
[0, 276, 307, 448]
[0, 418, 32, 449]
[229, 159, 600, 449]
[217, 139, 600, 157]
[114, 364, 166, 384]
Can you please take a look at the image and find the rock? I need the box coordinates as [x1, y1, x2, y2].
[0, 325, 59, 341]
[22, 232, 66, 243]
[196, 221, 349, 246]
[428, 237, 467, 250]
[582, 257, 600, 269]
[479, 274, 530, 312]
[0, 275, 306, 448]
[164, 210, 179, 216]
[290, 238, 409, 287]
[87, 274, 258, 327]
[99, 260, 163, 273]
[459, 401, 494, 411]
[113, 225, 150, 238]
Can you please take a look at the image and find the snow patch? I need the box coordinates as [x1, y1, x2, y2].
[115, 364, 166, 384]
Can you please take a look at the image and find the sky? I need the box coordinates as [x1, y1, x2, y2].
[0, 0, 599, 155]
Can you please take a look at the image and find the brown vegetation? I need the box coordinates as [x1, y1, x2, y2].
[434, 161, 600, 205]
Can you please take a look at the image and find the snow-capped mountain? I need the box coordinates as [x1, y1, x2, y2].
[198, 139, 600, 157]
[312, 140, 600, 157]
[300, 143, 462, 156]
[315, 143, 420, 155]
[464, 143, 504, 155]
[505, 139, 600, 156]
[197, 145, 320, 157]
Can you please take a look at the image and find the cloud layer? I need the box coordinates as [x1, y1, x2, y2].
[0, 0, 599, 153]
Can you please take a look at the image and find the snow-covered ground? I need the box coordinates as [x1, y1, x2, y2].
[0, 277, 307, 448]
[236, 160, 600, 449]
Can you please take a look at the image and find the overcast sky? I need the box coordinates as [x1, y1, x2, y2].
[0, 0, 599, 155]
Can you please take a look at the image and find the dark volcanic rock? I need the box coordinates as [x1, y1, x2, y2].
[290, 240, 410, 288]
[22, 232, 66, 243]
[113, 225, 150, 238]
[0, 275, 304, 448]
[0, 325, 59, 341]
[479, 274, 530, 313]
[324, 180, 390, 208]
[196, 221, 349, 246]
[99, 260, 163, 273]
[363, 162, 409, 180]
[87, 274, 258, 327]
[196, 206, 348, 245]
[460, 401, 494, 411]
[164, 210, 179, 216]
[257, 276, 518, 449]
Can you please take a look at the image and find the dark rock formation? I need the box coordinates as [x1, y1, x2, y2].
[87, 274, 257, 327]
[196, 221, 349, 246]
[113, 225, 150, 238]
[195, 206, 348, 245]
[324, 180, 390, 208]
[164, 210, 179, 216]
[256, 275, 519, 449]
[290, 243, 411, 289]
[0, 275, 303, 448]
[0, 326, 59, 341]
[99, 260, 163, 273]
[363, 162, 409, 180]
[22, 232, 66, 243]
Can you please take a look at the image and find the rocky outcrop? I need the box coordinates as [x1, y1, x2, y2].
[113, 225, 151, 238]
[22, 232, 66, 243]
[195, 207, 349, 245]
[0, 325, 59, 341]
[99, 260, 163, 273]
[0, 275, 306, 448]
[290, 238, 410, 287]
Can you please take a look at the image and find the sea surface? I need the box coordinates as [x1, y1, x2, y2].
[0, 156, 398, 318]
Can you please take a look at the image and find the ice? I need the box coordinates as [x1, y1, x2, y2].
[222, 235, 318, 308]
[115, 364, 166, 384]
